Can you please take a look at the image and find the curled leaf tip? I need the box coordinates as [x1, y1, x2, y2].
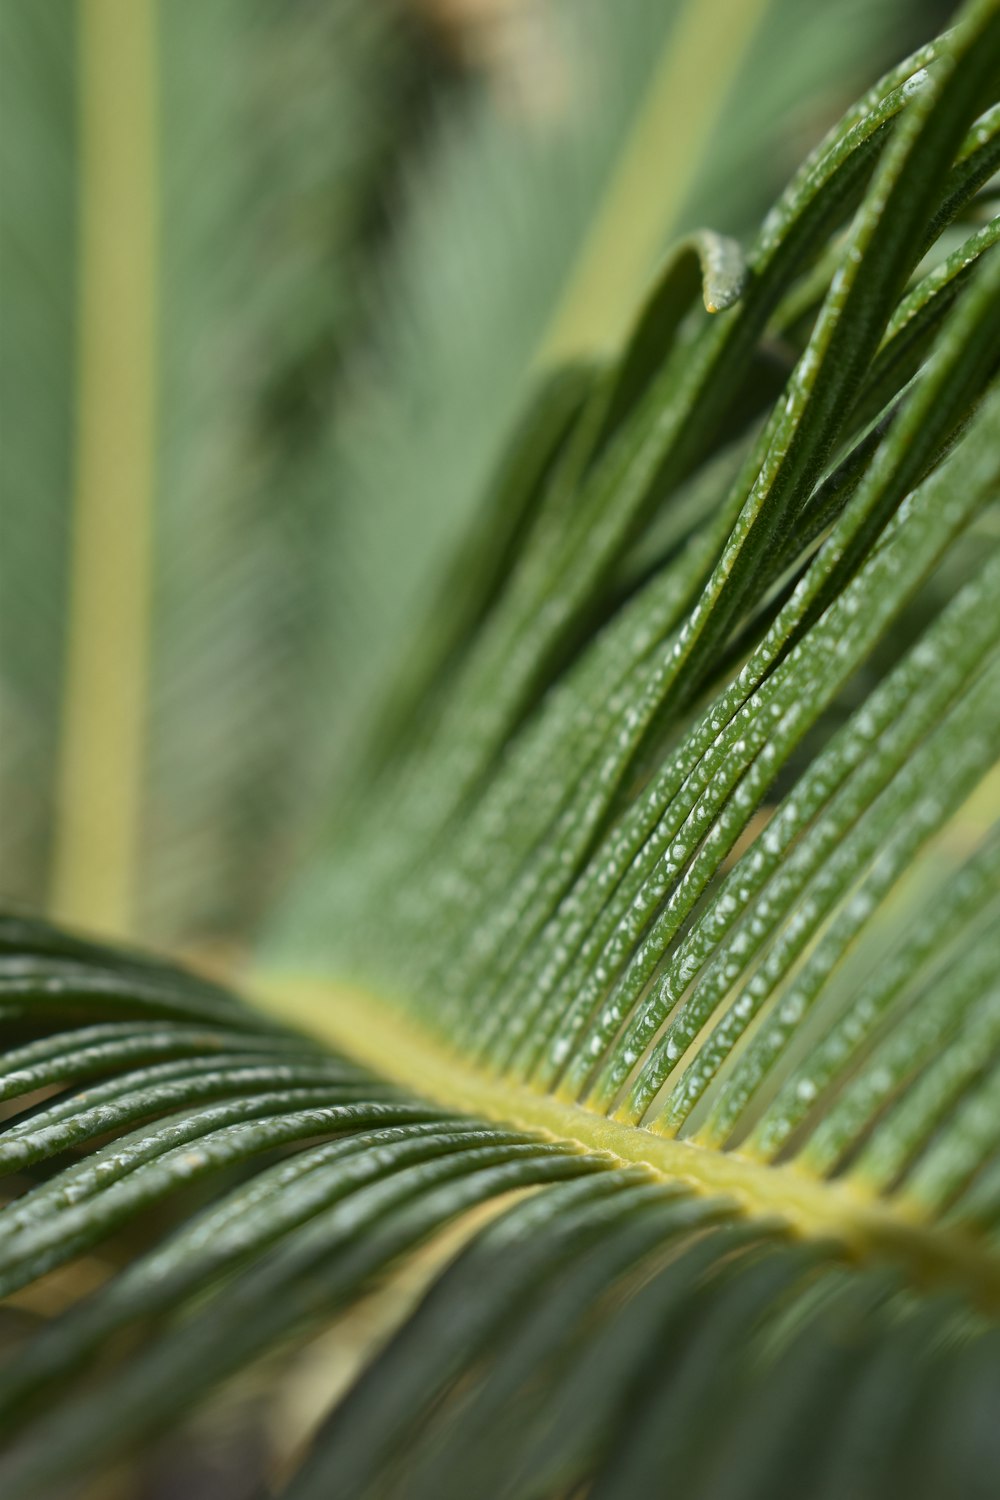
[697, 229, 749, 312]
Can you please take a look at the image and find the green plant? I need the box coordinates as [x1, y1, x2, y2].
[2, 0, 999, 1496]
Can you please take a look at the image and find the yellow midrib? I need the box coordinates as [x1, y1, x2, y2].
[250, 974, 1000, 1313]
[51, 0, 157, 937]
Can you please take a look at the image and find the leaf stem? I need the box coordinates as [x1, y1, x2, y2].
[51, 0, 157, 936]
[251, 972, 1000, 1314]
[538, 0, 771, 363]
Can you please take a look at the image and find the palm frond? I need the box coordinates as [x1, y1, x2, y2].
[1, 906, 997, 1498]
[2, 1, 1000, 1497]
[0, 0, 418, 945]
[321, 0, 930, 784]
[1, 0, 922, 949]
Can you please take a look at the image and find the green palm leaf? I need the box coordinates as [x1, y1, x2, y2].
[3, 0, 1000, 1496]
[0, 0, 922, 948]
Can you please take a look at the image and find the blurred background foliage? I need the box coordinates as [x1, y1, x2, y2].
[0, 0, 957, 960]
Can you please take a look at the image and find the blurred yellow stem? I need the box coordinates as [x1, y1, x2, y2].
[538, 0, 770, 364]
[51, 0, 158, 935]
